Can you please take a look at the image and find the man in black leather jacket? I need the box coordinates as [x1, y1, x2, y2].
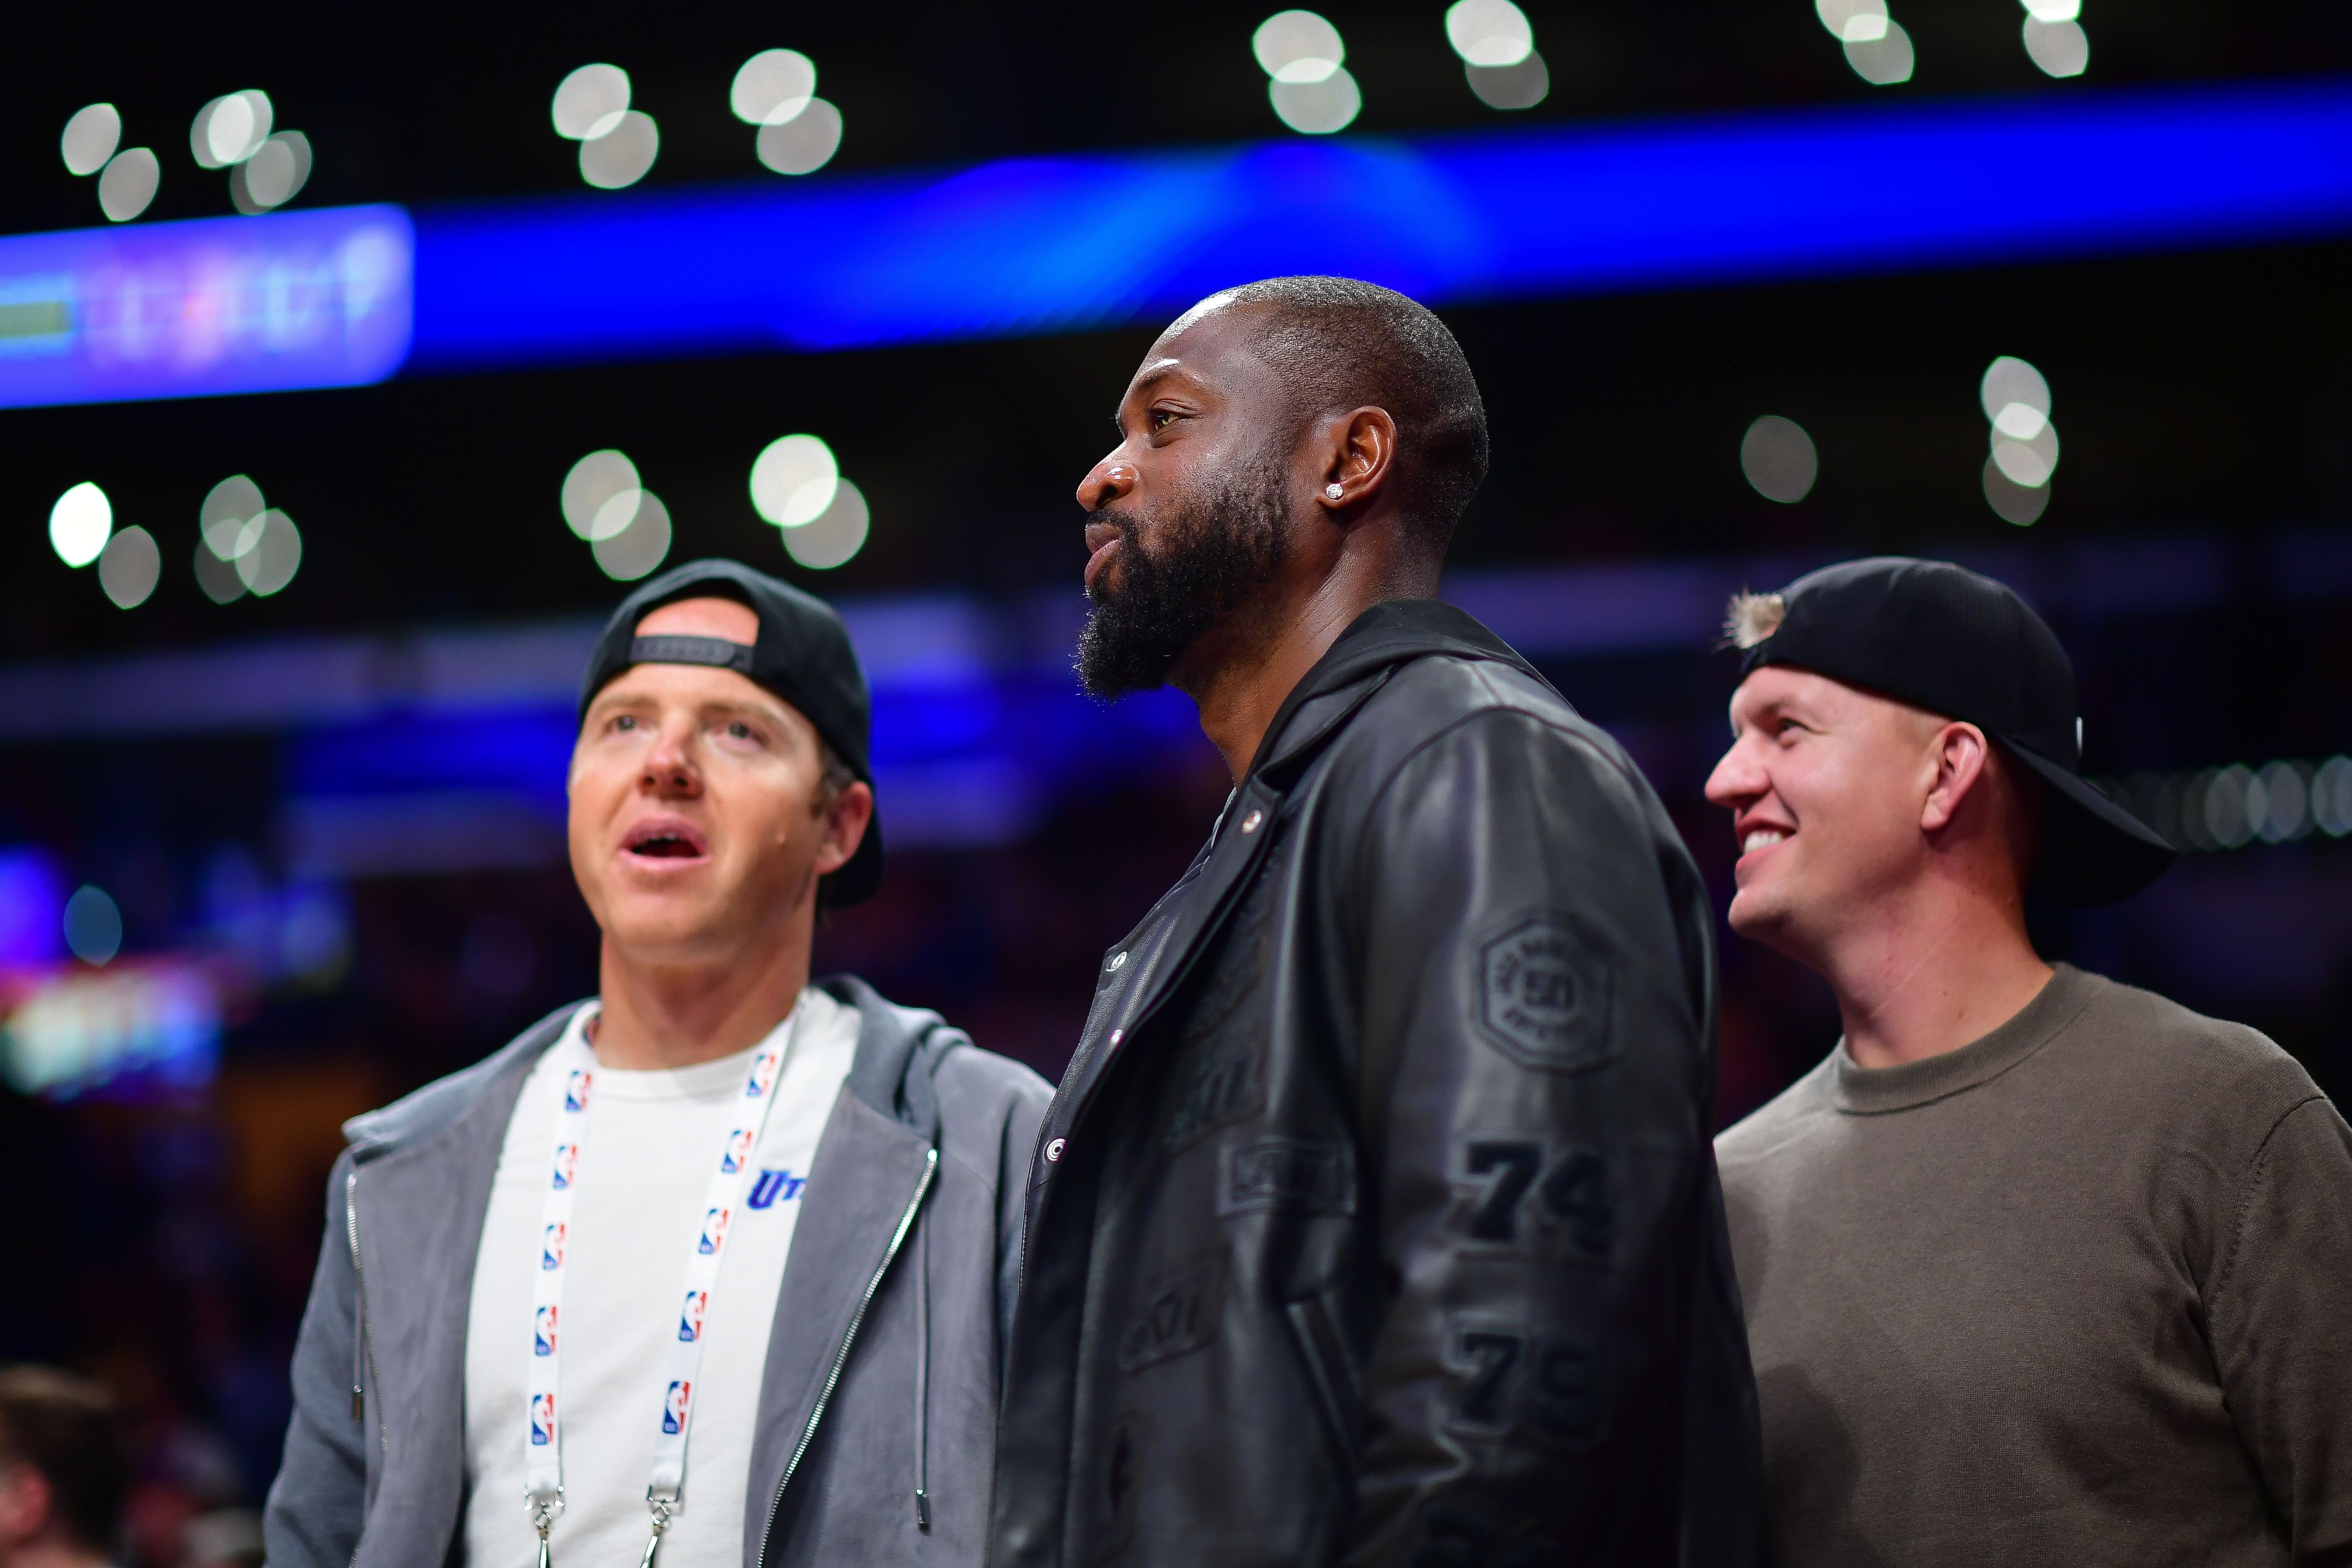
[990, 276, 1762, 1567]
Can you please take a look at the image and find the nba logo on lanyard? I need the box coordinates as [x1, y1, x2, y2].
[697, 1207, 729, 1256]
[535, 1305, 559, 1356]
[541, 1222, 567, 1270]
[719, 1128, 754, 1175]
[745, 1051, 780, 1099]
[662, 1380, 693, 1435]
[530, 1392, 556, 1446]
[563, 1070, 592, 1112]
[550, 1143, 579, 1189]
[677, 1291, 708, 1343]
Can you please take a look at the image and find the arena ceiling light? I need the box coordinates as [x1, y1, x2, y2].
[563, 448, 671, 580]
[2022, 0, 2090, 78]
[1253, 11, 1361, 134]
[192, 91, 274, 169]
[60, 104, 121, 176]
[733, 49, 843, 177]
[1980, 355, 2057, 524]
[1445, 0, 1549, 111]
[1739, 416, 1818, 503]
[49, 482, 113, 567]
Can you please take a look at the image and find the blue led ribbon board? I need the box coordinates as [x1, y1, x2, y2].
[0, 204, 413, 410]
[2, 80, 2350, 406]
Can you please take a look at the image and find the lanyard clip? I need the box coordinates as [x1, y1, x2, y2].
[528, 1488, 564, 1568]
[640, 1490, 677, 1568]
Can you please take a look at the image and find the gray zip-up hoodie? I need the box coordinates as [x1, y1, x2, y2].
[262, 976, 1051, 1568]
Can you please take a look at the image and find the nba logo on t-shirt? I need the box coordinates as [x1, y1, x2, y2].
[541, 1222, 567, 1270]
[745, 1051, 780, 1100]
[564, 1070, 592, 1112]
[698, 1207, 729, 1256]
[677, 1289, 708, 1343]
[534, 1304, 559, 1356]
[550, 1142, 579, 1189]
[662, 1380, 693, 1435]
[719, 1128, 754, 1175]
[530, 1392, 556, 1445]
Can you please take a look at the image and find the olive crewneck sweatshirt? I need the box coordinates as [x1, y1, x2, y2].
[1716, 963, 2352, 1566]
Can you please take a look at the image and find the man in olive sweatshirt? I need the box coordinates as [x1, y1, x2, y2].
[1705, 557, 2352, 1567]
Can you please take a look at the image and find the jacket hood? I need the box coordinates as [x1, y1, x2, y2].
[1247, 598, 1551, 780]
[341, 975, 965, 1158]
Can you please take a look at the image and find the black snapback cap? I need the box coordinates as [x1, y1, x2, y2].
[579, 558, 882, 906]
[1732, 556, 2175, 905]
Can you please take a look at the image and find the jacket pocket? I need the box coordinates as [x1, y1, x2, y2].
[1283, 1289, 1362, 1480]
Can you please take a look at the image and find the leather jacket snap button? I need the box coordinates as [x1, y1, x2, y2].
[1108, 951, 1127, 971]
[1240, 808, 1263, 834]
[1045, 1138, 1066, 1163]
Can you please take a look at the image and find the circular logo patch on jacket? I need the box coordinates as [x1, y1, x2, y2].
[1477, 913, 1618, 1073]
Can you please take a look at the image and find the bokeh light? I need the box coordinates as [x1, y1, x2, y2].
[553, 65, 631, 140]
[2254, 761, 2309, 844]
[1467, 55, 1549, 110]
[1979, 355, 2052, 421]
[61, 104, 121, 177]
[1271, 72, 1362, 134]
[1981, 455, 2050, 525]
[97, 526, 160, 609]
[1445, 0, 1533, 66]
[580, 111, 659, 189]
[1844, 22, 1915, 83]
[751, 434, 840, 526]
[195, 535, 247, 604]
[1990, 423, 2060, 488]
[563, 450, 641, 539]
[97, 148, 159, 222]
[232, 131, 313, 214]
[782, 480, 868, 570]
[191, 91, 273, 169]
[1740, 416, 1818, 503]
[593, 490, 672, 580]
[2023, 17, 2089, 77]
[49, 482, 113, 567]
[201, 475, 268, 560]
[1254, 10, 1346, 79]
[2314, 756, 2352, 837]
[63, 886, 122, 967]
[236, 511, 303, 596]
[758, 100, 843, 176]
[732, 49, 818, 124]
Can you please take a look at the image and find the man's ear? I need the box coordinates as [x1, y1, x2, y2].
[813, 781, 875, 877]
[1920, 722, 1993, 833]
[1316, 406, 1398, 511]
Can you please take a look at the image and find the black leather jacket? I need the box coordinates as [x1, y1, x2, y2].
[991, 602, 1762, 1567]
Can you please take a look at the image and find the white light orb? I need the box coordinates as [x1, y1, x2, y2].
[1982, 455, 2051, 525]
[580, 110, 658, 189]
[1740, 416, 1818, 504]
[49, 482, 113, 567]
[553, 64, 631, 140]
[195, 536, 247, 604]
[98, 526, 161, 608]
[2023, 17, 2089, 77]
[1844, 20, 1914, 83]
[1270, 66, 1362, 134]
[63, 885, 123, 966]
[233, 131, 313, 213]
[1254, 10, 1346, 79]
[193, 90, 273, 169]
[236, 511, 302, 596]
[1979, 355, 2051, 421]
[1814, 0, 1888, 40]
[1467, 52, 1549, 110]
[201, 475, 267, 560]
[61, 104, 121, 176]
[98, 149, 160, 222]
[783, 479, 869, 569]
[1990, 421, 2061, 488]
[733, 49, 818, 125]
[562, 450, 641, 539]
[593, 490, 673, 581]
[751, 434, 840, 526]
[757, 99, 843, 176]
[1446, 0, 1534, 66]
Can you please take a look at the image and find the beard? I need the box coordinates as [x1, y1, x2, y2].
[1076, 449, 1290, 699]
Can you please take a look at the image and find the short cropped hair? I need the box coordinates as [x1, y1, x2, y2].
[1219, 276, 1490, 555]
[0, 1367, 129, 1553]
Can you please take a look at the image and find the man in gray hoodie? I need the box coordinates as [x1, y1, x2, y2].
[263, 559, 1051, 1568]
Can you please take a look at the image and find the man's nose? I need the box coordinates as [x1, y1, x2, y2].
[641, 723, 701, 793]
[1703, 741, 1761, 811]
[1077, 456, 1139, 513]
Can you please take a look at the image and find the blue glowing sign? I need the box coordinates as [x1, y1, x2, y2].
[0, 204, 412, 409]
[2, 79, 2351, 407]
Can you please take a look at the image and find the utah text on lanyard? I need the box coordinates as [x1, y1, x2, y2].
[524, 1007, 798, 1568]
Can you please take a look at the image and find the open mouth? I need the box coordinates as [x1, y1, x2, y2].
[622, 820, 709, 860]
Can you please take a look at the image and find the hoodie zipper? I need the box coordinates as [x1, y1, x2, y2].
[757, 1146, 937, 1568]
[346, 1169, 387, 1458]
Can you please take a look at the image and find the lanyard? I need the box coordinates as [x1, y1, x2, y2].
[524, 1005, 800, 1568]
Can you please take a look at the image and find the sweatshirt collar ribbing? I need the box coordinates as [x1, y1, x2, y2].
[1829, 962, 2100, 1115]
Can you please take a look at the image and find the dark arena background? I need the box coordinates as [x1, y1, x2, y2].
[3, 3, 2350, 1561]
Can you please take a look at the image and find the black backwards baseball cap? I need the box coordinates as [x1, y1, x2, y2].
[578, 558, 883, 906]
[1728, 556, 2175, 905]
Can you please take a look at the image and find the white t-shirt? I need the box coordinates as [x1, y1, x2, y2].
[462, 989, 858, 1568]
